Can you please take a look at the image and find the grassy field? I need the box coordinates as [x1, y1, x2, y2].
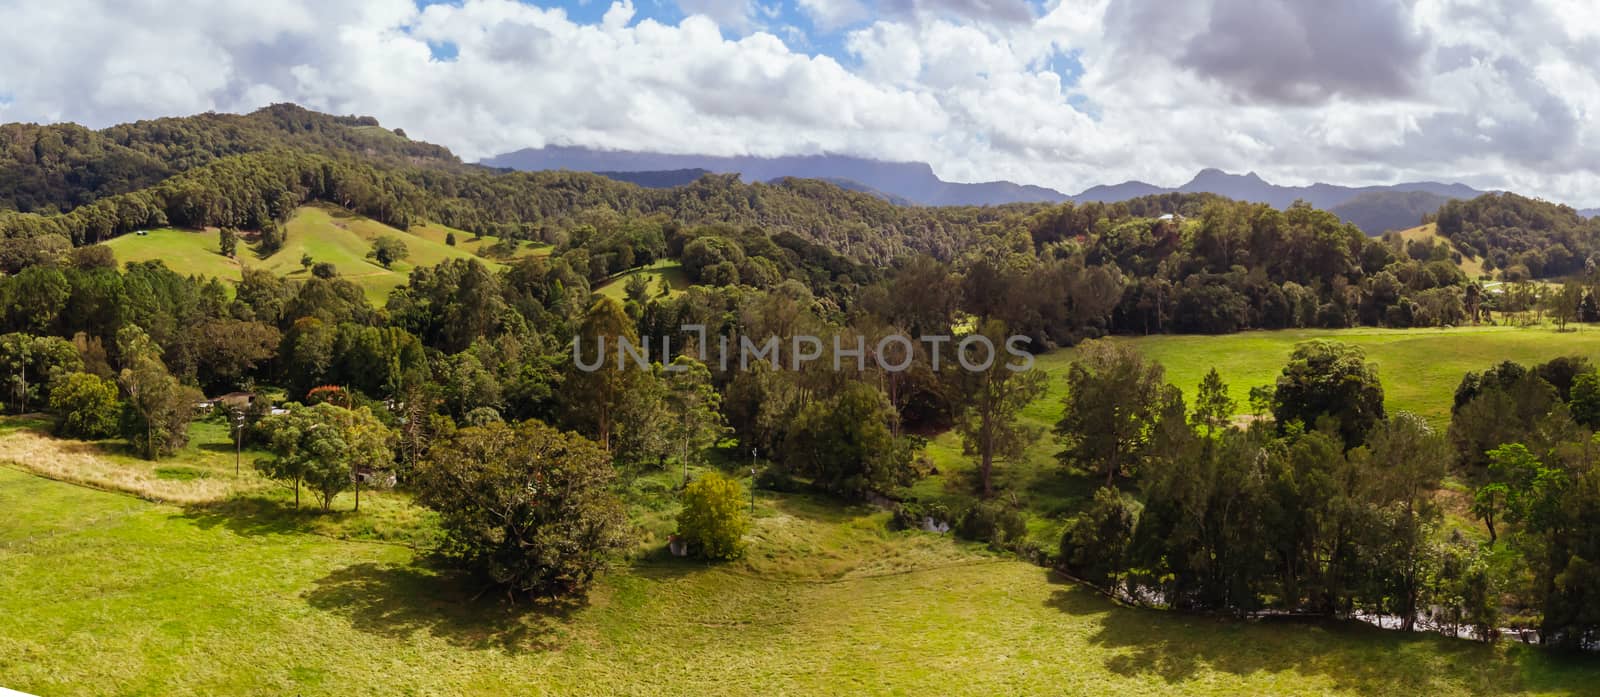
[594, 259, 690, 301]
[104, 204, 537, 304]
[915, 324, 1600, 546]
[4, 435, 1598, 695]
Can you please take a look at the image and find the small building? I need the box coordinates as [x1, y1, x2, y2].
[213, 392, 256, 410]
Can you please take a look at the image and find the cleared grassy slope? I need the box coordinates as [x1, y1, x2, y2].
[593, 260, 690, 301]
[102, 227, 249, 283]
[104, 204, 528, 303]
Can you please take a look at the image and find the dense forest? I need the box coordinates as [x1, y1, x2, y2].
[2, 105, 1599, 649]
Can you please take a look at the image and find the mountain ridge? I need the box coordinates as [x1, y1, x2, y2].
[483, 146, 1493, 232]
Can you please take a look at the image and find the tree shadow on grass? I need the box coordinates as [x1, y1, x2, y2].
[303, 559, 585, 652]
[178, 496, 341, 537]
[1041, 572, 1599, 696]
[195, 441, 238, 455]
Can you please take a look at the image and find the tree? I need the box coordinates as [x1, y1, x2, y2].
[186, 318, 279, 393]
[1569, 371, 1600, 430]
[568, 297, 637, 451]
[300, 253, 314, 271]
[1191, 367, 1235, 437]
[1055, 339, 1169, 486]
[612, 364, 672, 470]
[1272, 340, 1385, 448]
[311, 261, 339, 279]
[1550, 278, 1583, 330]
[1471, 482, 1508, 544]
[445, 231, 457, 246]
[623, 273, 651, 307]
[116, 326, 201, 459]
[953, 320, 1047, 496]
[4, 267, 70, 333]
[259, 220, 285, 255]
[1360, 412, 1448, 630]
[50, 372, 120, 438]
[664, 356, 726, 470]
[1058, 486, 1139, 589]
[368, 235, 409, 268]
[0, 333, 82, 414]
[219, 227, 238, 258]
[784, 382, 913, 498]
[256, 402, 392, 511]
[677, 471, 748, 560]
[412, 420, 630, 599]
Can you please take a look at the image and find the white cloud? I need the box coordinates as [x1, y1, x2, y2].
[0, 0, 1597, 207]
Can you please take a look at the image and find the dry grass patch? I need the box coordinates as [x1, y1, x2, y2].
[0, 429, 264, 505]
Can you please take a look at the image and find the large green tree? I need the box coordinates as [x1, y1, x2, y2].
[255, 402, 392, 511]
[784, 382, 913, 498]
[1055, 339, 1170, 486]
[953, 320, 1047, 497]
[1271, 340, 1385, 448]
[412, 420, 630, 599]
[116, 326, 201, 459]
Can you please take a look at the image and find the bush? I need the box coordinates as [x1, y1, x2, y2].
[677, 471, 749, 560]
[412, 420, 630, 598]
[890, 500, 953, 532]
[50, 372, 120, 438]
[1058, 487, 1138, 586]
[955, 500, 1027, 547]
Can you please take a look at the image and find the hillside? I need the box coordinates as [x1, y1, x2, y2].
[1435, 192, 1600, 278]
[1329, 190, 1453, 235]
[0, 103, 457, 213]
[1389, 223, 1487, 279]
[104, 203, 532, 302]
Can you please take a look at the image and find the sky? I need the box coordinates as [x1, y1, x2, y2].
[1, 0, 1598, 206]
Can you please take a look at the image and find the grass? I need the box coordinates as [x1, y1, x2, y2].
[408, 220, 553, 260]
[104, 204, 537, 304]
[594, 260, 690, 301]
[4, 459, 1597, 695]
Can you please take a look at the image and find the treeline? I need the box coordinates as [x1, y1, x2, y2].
[1052, 342, 1600, 650]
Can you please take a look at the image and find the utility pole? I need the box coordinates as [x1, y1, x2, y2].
[234, 413, 243, 477]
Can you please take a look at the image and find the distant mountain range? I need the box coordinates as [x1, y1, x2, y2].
[483, 147, 1496, 233]
[1583, 208, 1599, 218]
[483, 147, 1069, 207]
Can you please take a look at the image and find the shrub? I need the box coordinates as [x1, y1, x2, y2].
[955, 500, 1027, 547]
[677, 471, 749, 560]
[890, 500, 954, 532]
[50, 372, 120, 438]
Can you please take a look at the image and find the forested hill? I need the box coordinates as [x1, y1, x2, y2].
[0, 104, 459, 214]
[1434, 193, 1600, 279]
